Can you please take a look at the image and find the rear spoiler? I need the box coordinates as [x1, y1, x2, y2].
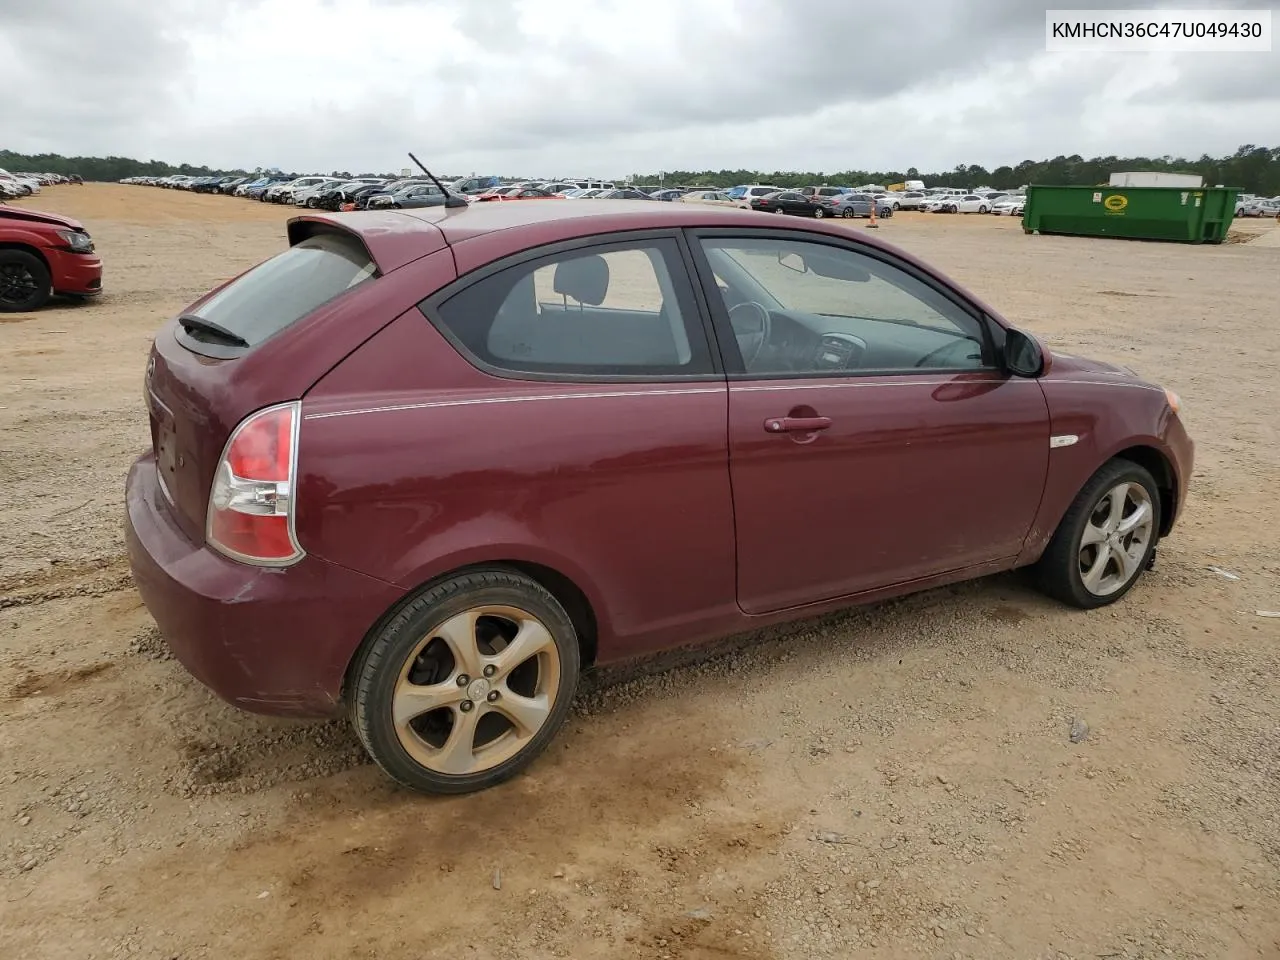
[286, 212, 446, 273]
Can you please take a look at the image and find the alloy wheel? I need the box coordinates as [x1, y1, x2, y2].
[0, 264, 38, 307]
[1077, 482, 1154, 597]
[392, 605, 561, 775]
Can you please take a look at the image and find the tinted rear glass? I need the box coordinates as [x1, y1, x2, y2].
[187, 232, 376, 348]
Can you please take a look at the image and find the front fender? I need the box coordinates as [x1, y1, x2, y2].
[1016, 379, 1187, 565]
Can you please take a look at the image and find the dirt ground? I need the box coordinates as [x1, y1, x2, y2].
[2, 185, 1278, 960]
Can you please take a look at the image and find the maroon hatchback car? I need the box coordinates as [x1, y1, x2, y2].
[125, 200, 1192, 794]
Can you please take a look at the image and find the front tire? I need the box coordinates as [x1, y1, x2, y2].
[1035, 459, 1160, 609]
[350, 568, 580, 794]
[813, 206, 825, 219]
[0, 250, 52, 313]
[842, 207, 855, 219]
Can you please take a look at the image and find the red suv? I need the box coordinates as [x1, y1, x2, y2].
[0, 205, 103, 312]
[125, 201, 1193, 794]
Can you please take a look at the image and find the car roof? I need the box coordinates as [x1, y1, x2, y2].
[289, 200, 946, 288]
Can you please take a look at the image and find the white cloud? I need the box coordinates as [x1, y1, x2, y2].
[1, 0, 1275, 176]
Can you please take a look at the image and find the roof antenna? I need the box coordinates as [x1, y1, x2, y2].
[408, 152, 468, 208]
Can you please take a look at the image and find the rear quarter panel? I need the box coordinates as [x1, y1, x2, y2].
[1016, 377, 1189, 564]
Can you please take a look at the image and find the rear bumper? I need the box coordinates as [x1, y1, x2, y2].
[124, 454, 406, 717]
[46, 248, 102, 296]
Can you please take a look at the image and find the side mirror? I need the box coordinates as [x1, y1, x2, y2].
[1002, 327, 1044, 377]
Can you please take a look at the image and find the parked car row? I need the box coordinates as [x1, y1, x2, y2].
[1235, 195, 1280, 217]
[127, 173, 1280, 222]
[1, 169, 81, 198]
[120, 173, 506, 210]
[924, 193, 1009, 214]
[120, 173, 1026, 216]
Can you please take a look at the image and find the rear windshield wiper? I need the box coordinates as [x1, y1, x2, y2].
[178, 313, 250, 347]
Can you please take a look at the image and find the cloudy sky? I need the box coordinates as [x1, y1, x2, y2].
[1, 0, 1275, 177]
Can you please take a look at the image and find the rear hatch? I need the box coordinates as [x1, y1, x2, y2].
[143, 216, 446, 545]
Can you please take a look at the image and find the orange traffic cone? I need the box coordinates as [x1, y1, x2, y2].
[867, 197, 879, 229]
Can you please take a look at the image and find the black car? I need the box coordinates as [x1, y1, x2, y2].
[749, 191, 823, 217]
[191, 176, 236, 194]
[367, 183, 446, 209]
[218, 177, 249, 195]
[349, 179, 429, 210]
[310, 180, 385, 211]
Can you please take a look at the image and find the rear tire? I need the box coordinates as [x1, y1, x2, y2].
[813, 206, 825, 219]
[1034, 459, 1161, 609]
[0, 250, 52, 313]
[842, 207, 855, 219]
[350, 567, 581, 794]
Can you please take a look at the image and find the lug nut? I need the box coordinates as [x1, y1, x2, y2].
[487, 690, 500, 702]
[459, 700, 474, 712]
[483, 665, 497, 678]
[456, 674, 470, 687]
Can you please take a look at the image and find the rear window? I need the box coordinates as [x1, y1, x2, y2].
[184, 232, 376, 349]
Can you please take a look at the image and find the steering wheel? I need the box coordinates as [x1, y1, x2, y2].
[728, 301, 771, 369]
[914, 339, 981, 368]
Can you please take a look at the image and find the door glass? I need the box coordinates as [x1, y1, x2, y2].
[430, 241, 709, 377]
[700, 238, 989, 375]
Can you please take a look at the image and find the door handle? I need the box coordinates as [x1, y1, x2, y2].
[764, 416, 832, 434]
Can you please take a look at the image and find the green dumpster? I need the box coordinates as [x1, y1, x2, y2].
[1022, 184, 1239, 244]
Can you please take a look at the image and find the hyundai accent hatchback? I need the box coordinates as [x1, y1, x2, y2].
[125, 200, 1193, 794]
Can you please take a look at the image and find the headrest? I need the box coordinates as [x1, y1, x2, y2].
[552, 254, 609, 306]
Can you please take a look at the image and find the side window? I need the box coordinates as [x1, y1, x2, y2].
[698, 237, 990, 376]
[427, 240, 714, 378]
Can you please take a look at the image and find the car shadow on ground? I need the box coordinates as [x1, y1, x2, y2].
[152, 570, 1050, 799]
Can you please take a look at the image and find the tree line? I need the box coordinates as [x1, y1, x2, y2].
[4, 144, 1278, 194]
[637, 145, 1280, 194]
[0, 151, 387, 183]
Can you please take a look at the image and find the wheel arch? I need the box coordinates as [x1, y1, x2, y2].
[1018, 438, 1180, 567]
[1111, 444, 1177, 537]
[0, 241, 51, 274]
[342, 558, 603, 705]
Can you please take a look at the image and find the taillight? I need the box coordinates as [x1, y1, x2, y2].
[206, 402, 303, 566]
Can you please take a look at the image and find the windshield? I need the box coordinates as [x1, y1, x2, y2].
[705, 241, 979, 344]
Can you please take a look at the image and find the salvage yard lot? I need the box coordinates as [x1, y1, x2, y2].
[1, 185, 1278, 959]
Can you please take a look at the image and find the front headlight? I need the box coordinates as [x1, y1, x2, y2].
[56, 229, 95, 253]
[1164, 388, 1182, 415]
